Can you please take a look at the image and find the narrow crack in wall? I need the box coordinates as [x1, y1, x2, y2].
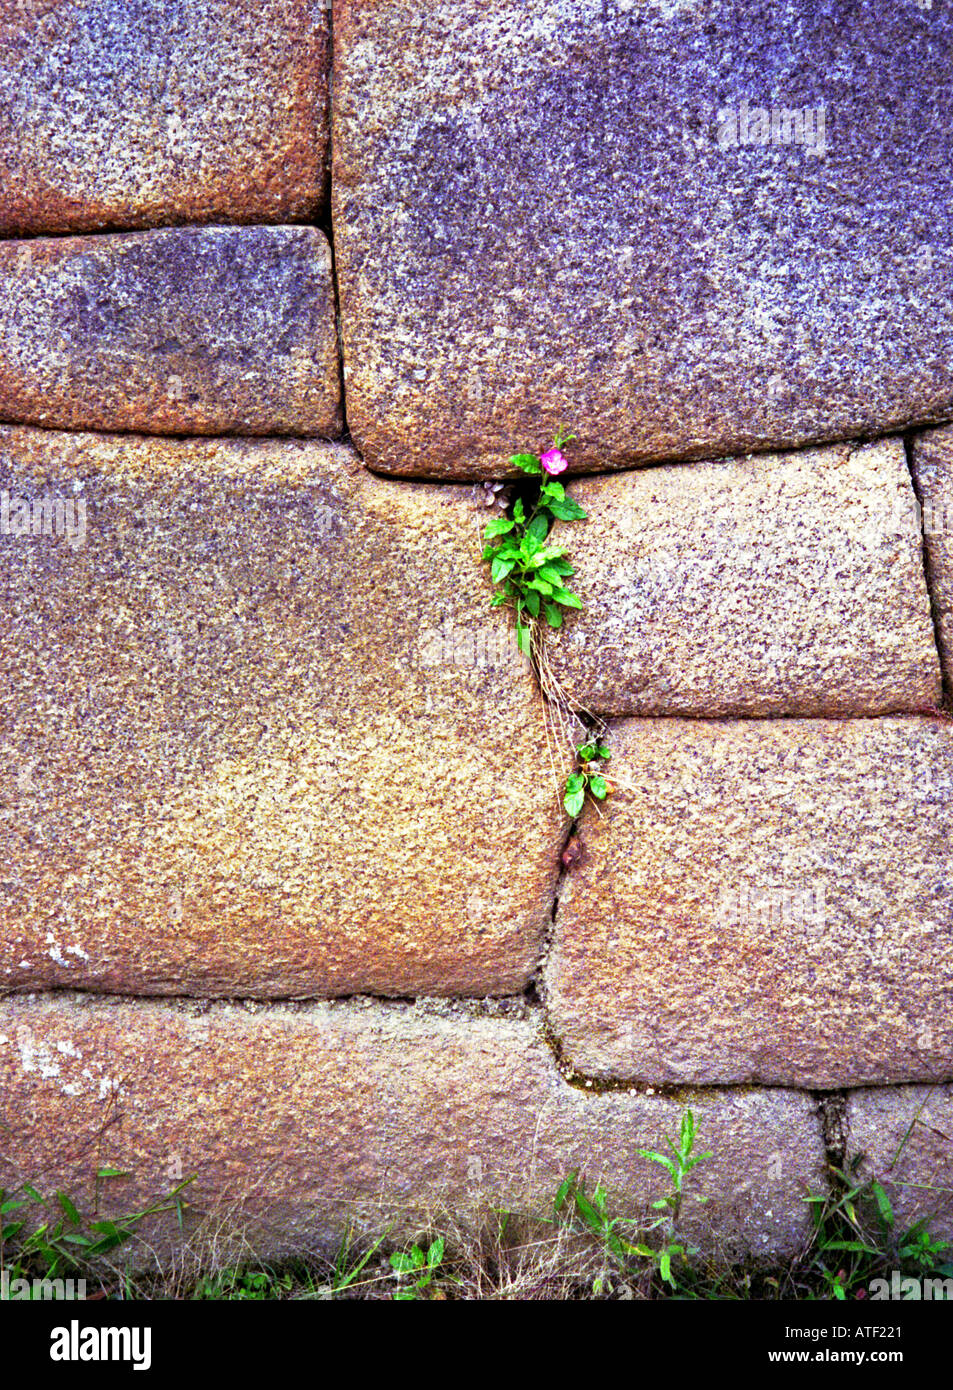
[321, 0, 349, 442]
[816, 1090, 850, 1171]
[905, 429, 950, 708]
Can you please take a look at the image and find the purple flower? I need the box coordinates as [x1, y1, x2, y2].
[541, 447, 568, 476]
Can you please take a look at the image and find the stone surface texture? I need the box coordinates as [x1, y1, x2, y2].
[847, 1086, 953, 1247]
[543, 439, 941, 716]
[0, 426, 566, 998]
[911, 425, 953, 696]
[0, 993, 827, 1261]
[334, 0, 953, 478]
[545, 716, 953, 1088]
[0, 227, 342, 437]
[0, 0, 329, 234]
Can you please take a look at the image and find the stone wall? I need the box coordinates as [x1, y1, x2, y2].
[1, 0, 952, 1262]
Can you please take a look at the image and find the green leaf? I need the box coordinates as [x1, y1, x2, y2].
[571, 1189, 604, 1235]
[512, 498, 525, 523]
[596, 747, 611, 760]
[526, 578, 553, 596]
[483, 516, 514, 539]
[390, 1251, 417, 1274]
[660, 1251, 673, 1285]
[590, 776, 608, 800]
[541, 479, 566, 502]
[577, 743, 596, 761]
[527, 513, 550, 542]
[491, 556, 516, 584]
[564, 788, 585, 818]
[871, 1181, 895, 1230]
[565, 773, 585, 794]
[427, 1237, 444, 1269]
[637, 1148, 679, 1181]
[493, 540, 521, 562]
[95, 1169, 127, 1180]
[510, 453, 541, 474]
[516, 622, 532, 657]
[544, 604, 563, 629]
[57, 1192, 81, 1225]
[523, 589, 540, 618]
[23, 1184, 44, 1202]
[536, 565, 568, 587]
[90, 1219, 121, 1237]
[549, 498, 587, 521]
[551, 588, 582, 609]
[554, 1174, 576, 1213]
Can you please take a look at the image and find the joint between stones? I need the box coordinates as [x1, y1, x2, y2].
[906, 430, 951, 709]
[816, 1090, 849, 1172]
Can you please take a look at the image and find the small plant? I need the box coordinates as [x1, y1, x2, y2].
[389, 1236, 447, 1300]
[190, 1227, 390, 1301]
[554, 1109, 711, 1293]
[328, 1224, 388, 1296]
[193, 1267, 295, 1300]
[632, 1109, 712, 1288]
[554, 1174, 645, 1296]
[563, 737, 612, 817]
[482, 428, 587, 657]
[803, 1155, 952, 1300]
[0, 1172, 193, 1287]
[898, 1218, 951, 1273]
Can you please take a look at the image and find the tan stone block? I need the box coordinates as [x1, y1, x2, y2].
[543, 440, 941, 716]
[546, 716, 953, 1087]
[0, 0, 328, 234]
[333, 0, 953, 478]
[0, 227, 341, 437]
[0, 426, 564, 997]
[0, 993, 826, 1262]
[847, 1086, 953, 1248]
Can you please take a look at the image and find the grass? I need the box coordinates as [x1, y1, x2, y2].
[3, 1106, 950, 1301]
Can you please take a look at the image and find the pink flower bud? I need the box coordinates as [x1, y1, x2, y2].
[540, 447, 568, 475]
